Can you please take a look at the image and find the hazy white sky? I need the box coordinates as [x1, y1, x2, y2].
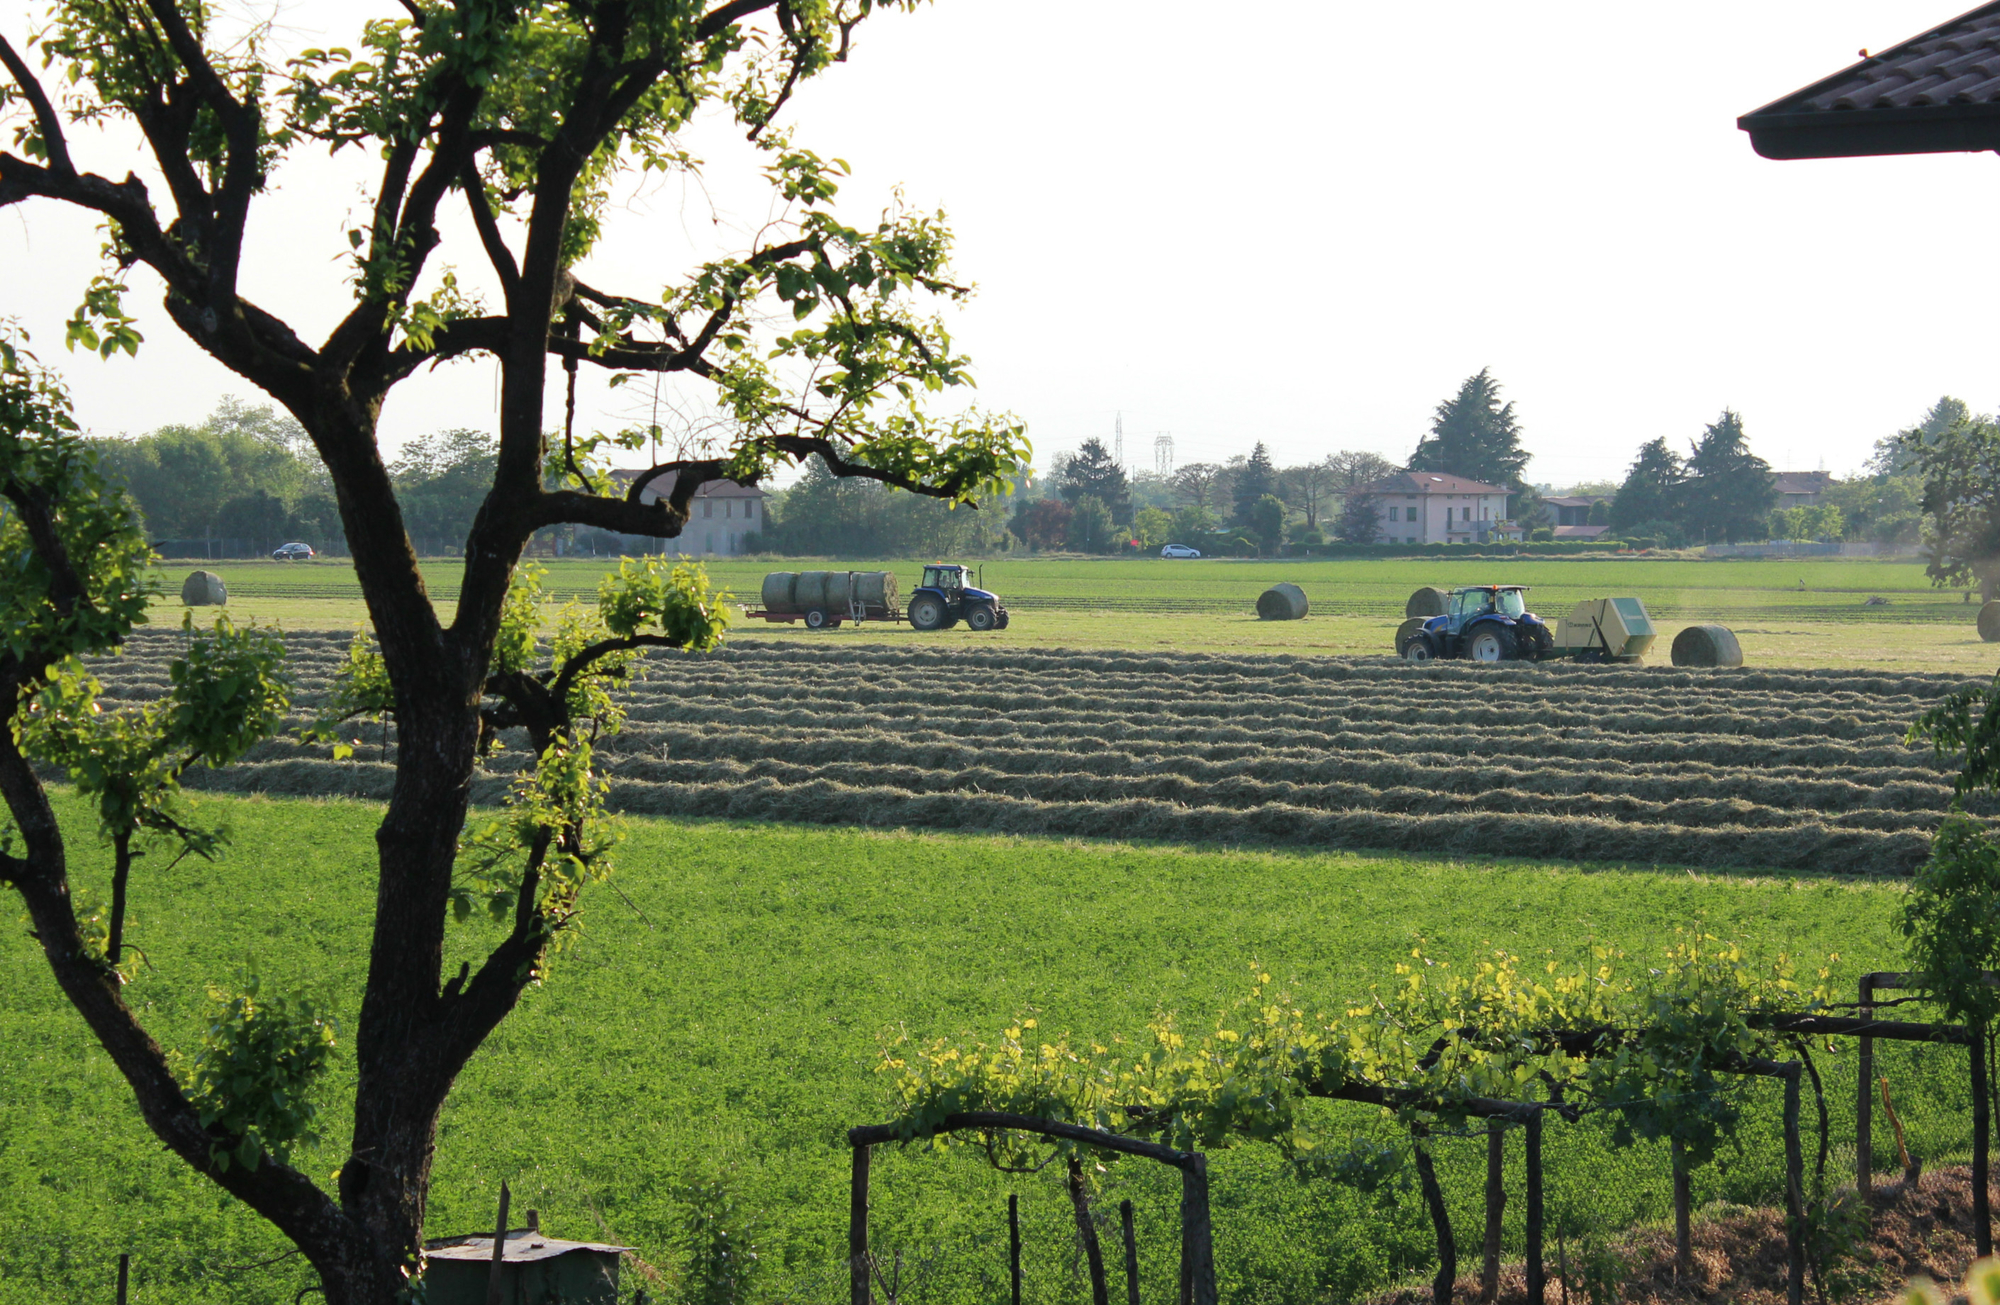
[4, 0, 1995, 488]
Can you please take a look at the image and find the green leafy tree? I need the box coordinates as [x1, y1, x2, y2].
[1014, 497, 1073, 552]
[1683, 410, 1776, 544]
[1065, 493, 1114, 552]
[1610, 438, 1686, 533]
[1231, 442, 1277, 525]
[1132, 506, 1173, 549]
[1167, 504, 1216, 545]
[0, 5, 1030, 1300]
[1824, 474, 1922, 546]
[1407, 368, 1530, 489]
[1900, 418, 2000, 602]
[1871, 396, 1983, 477]
[1249, 492, 1286, 555]
[1170, 461, 1228, 512]
[1056, 437, 1130, 522]
[1509, 483, 1552, 533]
[1587, 499, 1610, 527]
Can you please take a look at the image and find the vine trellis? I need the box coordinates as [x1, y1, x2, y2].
[847, 946, 1993, 1305]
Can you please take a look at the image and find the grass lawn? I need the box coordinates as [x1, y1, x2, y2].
[0, 793, 1950, 1304]
[147, 556, 2000, 671]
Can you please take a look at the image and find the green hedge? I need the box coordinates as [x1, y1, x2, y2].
[1288, 540, 1628, 559]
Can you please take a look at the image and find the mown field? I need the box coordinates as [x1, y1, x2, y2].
[1, 793, 1960, 1305]
[149, 555, 2000, 672]
[140, 630, 1981, 877]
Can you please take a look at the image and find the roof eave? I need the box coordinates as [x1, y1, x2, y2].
[1741, 102, 2000, 159]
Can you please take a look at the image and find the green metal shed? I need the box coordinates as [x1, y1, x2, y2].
[422, 1222, 632, 1305]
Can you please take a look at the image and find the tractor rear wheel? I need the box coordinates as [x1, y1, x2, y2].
[909, 596, 946, 630]
[1467, 627, 1517, 663]
[966, 604, 997, 631]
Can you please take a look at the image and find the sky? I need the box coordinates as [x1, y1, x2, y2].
[4, 0, 1997, 490]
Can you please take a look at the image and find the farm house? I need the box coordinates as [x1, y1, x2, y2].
[608, 469, 767, 556]
[1346, 471, 1523, 545]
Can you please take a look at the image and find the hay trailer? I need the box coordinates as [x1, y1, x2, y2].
[1396, 587, 1658, 664]
[749, 570, 901, 629]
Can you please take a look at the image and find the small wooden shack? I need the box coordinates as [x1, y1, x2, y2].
[423, 1218, 630, 1305]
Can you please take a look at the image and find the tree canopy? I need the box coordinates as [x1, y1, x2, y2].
[1407, 368, 1530, 490]
[1230, 442, 1276, 525]
[0, 4, 1030, 1301]
[1683, 410, 1775, 544]
[1610, 437, 1685, 533]
[1055, 437, 1131, 522]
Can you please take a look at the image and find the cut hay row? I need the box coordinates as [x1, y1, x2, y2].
[108, 635, 1973, 875]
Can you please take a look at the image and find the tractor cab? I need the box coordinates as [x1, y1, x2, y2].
[922, 564, 966, 592]
[908, 563, 1010, 632]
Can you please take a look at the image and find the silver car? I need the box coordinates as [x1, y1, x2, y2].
[1160, 543, 1201, 559]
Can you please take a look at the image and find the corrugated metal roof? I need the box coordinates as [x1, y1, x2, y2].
[1741, 1, 2000, 157]
[424, 1229, 632, 1264]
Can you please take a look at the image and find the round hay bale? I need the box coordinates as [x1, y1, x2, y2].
[1405, 587, 1447, 618]
[853, 571, 897, 609]
[823, 571, 855, 611]
[1979, 601, 2000, 643]
[760, 571, 798, 611]
[793, 570, 830, 611]
[181, 570, 227, 606]
[1256, 583, 1309, 620]
[1395, 617, 1428, 656]
[1671, 624, 1743, 668]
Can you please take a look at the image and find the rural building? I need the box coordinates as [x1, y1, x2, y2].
[1553, 524, 1612, 540]
[1773, 471, 1835, 508]
[610, 470, 767, 556]
[1544, 495, 1608, 527]
[423, 1219, 630, 1305]
[1348, 472, 1520, 545]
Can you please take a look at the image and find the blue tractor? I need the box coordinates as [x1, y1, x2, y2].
[1400, 584, 1555, 663]
[907, 563, 1010, 632]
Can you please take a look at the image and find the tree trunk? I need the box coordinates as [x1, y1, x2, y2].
[1481, 1126, 1505, 1303]
[1067, 1155, 1110, 1305]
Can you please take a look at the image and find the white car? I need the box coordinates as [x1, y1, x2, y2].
[1160, 543, 1202, 559]
[272, 542, 315, 561]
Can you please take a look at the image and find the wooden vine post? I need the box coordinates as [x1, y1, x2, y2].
[1974, 1020, 1991, 1257]
[1178, 1153, 1216, 1305]
[1856, 973, 1879, 1196]
[1481, 1125, 1506, 1304]
[1410, 1122, 1456, 1305]
[1671, 1138, 1692, 1280]
[1525, 1108, 1545, 1305]
[1782, 1063, 1805, 1305]
[850, 1144, 871, 1305]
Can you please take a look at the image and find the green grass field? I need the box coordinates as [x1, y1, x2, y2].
[2, 792, 1960, 1305]
[149, 555, 2000, 673]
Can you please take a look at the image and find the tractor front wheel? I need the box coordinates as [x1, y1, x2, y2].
[966, 604, 997, 632]
[1468, 627, 1517, 663]
[1403, 635, 1437, 663]
[909, 596, 946, 631]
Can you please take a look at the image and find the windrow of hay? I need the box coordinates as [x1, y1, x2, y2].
[104, 635, 1968, 875]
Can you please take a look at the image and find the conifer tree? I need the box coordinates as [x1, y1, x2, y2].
[1407, 369, 1531, 489]
[1610, 438, 1686, 532]
[1683, 410, 1776, 543]
[1057, 438, 1131, 522]
[1232, 442, 1278, 525]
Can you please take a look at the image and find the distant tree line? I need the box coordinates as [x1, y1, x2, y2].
[87, 399, 502, 557]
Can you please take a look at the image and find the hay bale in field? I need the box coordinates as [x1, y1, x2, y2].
[1256, 583, 1309, 620]
[760, 571, 798, 611]
[823, 571, 855, 611]
[793, 570, 831, 611]
[853, 571, 898, 609]
[1671, 624, 1743, 668]
[1395, 617, 1429, 656]
[1405, 587, 1447, 618]
[1979, 601, 2000, 642]
[181, 570, 227, 606]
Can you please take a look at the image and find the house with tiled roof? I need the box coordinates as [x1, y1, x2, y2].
[1773, 471, 1836, 508]
[1544, 495, 1609, 527]
[1741, 2, 2000, 159]
[1347, 472, 1521, 545]
[608, 469, 768, 556]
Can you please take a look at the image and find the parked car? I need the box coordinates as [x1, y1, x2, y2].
[272, 542, 315, 561]
[1160, 543, 1202, 559]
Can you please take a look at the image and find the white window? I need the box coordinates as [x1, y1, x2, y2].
[747, 500, 757, 519]
[703, 501, 713, 518]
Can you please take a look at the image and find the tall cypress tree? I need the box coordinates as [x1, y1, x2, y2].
[1407, 368, 1531, 489]
[1609, 437, 1686, 532]
[1232, 442, 1278, 525]
[1683, 410, 1777, 543]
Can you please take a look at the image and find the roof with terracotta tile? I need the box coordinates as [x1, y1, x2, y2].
[1352, 472, 1509, 497]
[1774, 471, 1837, 495]
[1741, 2, 2000, 158]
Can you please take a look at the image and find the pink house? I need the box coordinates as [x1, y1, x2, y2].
[1348, 472, 1520, 545]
